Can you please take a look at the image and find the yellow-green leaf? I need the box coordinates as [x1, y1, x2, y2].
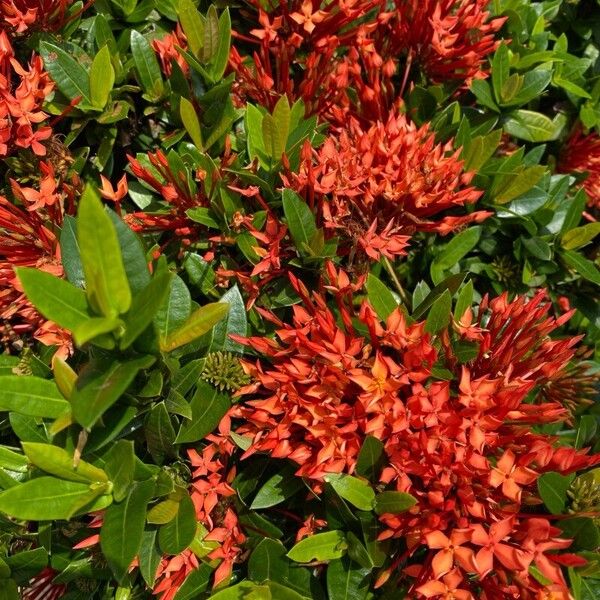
[90, 45, 115, 109]
[179, 96, 203, 150]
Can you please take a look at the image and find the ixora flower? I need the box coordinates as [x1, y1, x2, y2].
[558, 127, 600, 209]
[230, 269, 599, 598]
[0, 0, 76, 33]
[283, 108, 489, 260]
[375, 0, 506, 87]
[21, 568, 66, 600]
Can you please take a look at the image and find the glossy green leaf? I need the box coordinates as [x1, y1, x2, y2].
[454, 280, 474, 321]
[0, 477, 107, 520]
[0, 376, 69, 418]
[178, 0, 204, 57]
[147, 498, 180, 524]
[73, 316, 123, 346]
[172, 564, 213, 600]
[374, 491, 417, 515]
[495, 166, 547, 204]
[272, 95, 291, 157]
[424, 289, 452, 334]
[104, 440, 135, 502]
[210, 8, 231, 82]
[537, 472, 574, 515]
[71, 355, 155, 429]
[130, 30, 164, 99]
[180, 96, 203, 150]
[207, 285, 247, 354]
[145, 402, 176, 464]
[40, 42, 91, 104]
[282, 189, 317, 252]
[154, 274, 192, 341]
[139, 530, 162, 588]
[327, 558, 370, 600]
[101, 479, 155, 582]
[121, 271, 174, 349]
[176, 381, 230, 443]
[160, 302, 229, 352]
[90, 45, 115, 109]
[249, 539, 290, 584]
[77, 186, 131, 317]
[52, 357, 77, 400]
[251, 463, 305, 510]
[324, 474, 375, 511]
[355, 435, 385, 482]
[15, 267, 90, 331]
[366, 273, 399, 320]
[432, 227, 481, 273]
[562, 223, 600, 251]
[287, 531, 347, 563]
[158, 492, 197, 554]
[22, 442, 107, 484]
[503, 110, 563, 142]
[203, 5, 219, 63]
[561, 251, 600, 285]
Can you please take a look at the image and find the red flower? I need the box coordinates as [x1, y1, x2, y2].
[558, 127, 600, 209]
[0, 0, 75, 33]
[152, 25, 188, 77]
[230, 272, 599, 598]
[283, 108, 489, 260]
[22, 568, 66, 600]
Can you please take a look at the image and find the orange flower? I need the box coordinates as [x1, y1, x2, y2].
[489, 450, 537, 502]
[425, 529, 478, 578]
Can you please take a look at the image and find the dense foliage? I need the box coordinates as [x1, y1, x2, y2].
[0, 0, 599, 598]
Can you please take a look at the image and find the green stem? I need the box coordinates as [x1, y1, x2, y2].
[382, 256, 410, 309]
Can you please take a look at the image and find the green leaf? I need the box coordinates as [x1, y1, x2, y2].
[101, 479, 155, 582]
[176, 381, 230, 443]
[374, 491, 417, 515]
[425, 289, 452, 334]
[431, 227, 481, 282]
[454, 280, 474, 321]
[130, 30, 164, 99]
[208, 582, 266, 599]
[104, 440, 135, 502]
[560, 517, 600, 551]
[561, 251, 600, 285]
[287, 531, 347, 563]
[121, 271, 174, 349]
[537, 472, 574, 515]
[5, 547, 47, 583]
[40, 42, 91, 104]
[77, 186, 131, 317]
[355, 435, 385, 481]
[203, 5, 219, 63]
[207, 285, 247, 354]
[272, 95, 291, 158]
[158, 492, 197, 554]
[0, 579, 18, 600]
[180, 96, 203, 150]
[22, 442, 107, 484]
[139, 530, 161, 588]
[0, 376, 69, 418]
[366, 273, 399, 320]
[282, 189, 317, 253]
[15, 267, 90, 331]
[346, 531, 374, 569]
[495, 166, 547, 204]
[521, 236, 552, 261]
[412, 273, 466, 319]
[160, 302, 229, 352]
[145, 402, 176, 464]
[0, 477, 107, 520]
[561, 189, 587, 233]
[147, 498, 180, 524]
[90, 45, 115, 109]
[326, 558, 370, 600]
[503, 110, 563, 142]
[249, 539, 290, 584]
[492, 44, 510, 103]
[73, 316, 123, 346]
[561, 223, 600, 250]
[470, 79, 498, 112]
[53, 356, 77, 400]
[155, 274, 192, 341]
[178, 0, 204, 57]
[262, 113, 277, 162]
[323, 474, 375, 511]
[172, 564, 213, 600]
[209, 8, 231, 82]
[71, 355, 155, 429]
[251, 463, 305, 510]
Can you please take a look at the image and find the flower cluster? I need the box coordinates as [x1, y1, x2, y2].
[232, 271, 598, 598]
[0, 0, 75, 33]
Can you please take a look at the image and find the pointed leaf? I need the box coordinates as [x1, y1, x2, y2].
[158, 492, 197, 554]
[90, 45, 115, 109]
[0, 376, 69, 418]
[287, 531, 347, 563]
[40, 42, 91, 104]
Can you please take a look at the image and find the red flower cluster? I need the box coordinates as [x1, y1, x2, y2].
[0, 0, 75, 33]
[558, 127, 600, 209]
[283, 108, 489, 260]
[152, 24, 188, 78]
[0, 30, 53, 156]
[231, 268, 598, 599]
[231, 0, 503, 122]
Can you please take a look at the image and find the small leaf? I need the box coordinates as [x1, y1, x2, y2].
[15, 267, 90, 331]
[101, 479, 155, 582]
[366, 273, 399, 320]
[73, 316, 123, 347]
[327, 558, 370, 600]
[454, 280, 474, 321]
[77, 186, 131, 317]
[104, 440, 135, 502]
[282, 189, 317, 252]
[272, 95, 291, 157]
[374, 491, 417, 515]
[251, 463, 305, 510]
[71, 355, 155, 429]
[178, 0, 204, 57]
[53, 356, 77, 400]
[158, 493, 197, 554]
[202, 5, 219, 63]
[324, 473, 375, 511]
[180, 97, 203, 150]
[209, 8, 231, 82]
[175, 381, 230, 444]
[90, 45, 115, 109]
[425, 289, 452, 334]
[287, 531, 347, 563]
[537, 472, 574, 515]
[40, 42, 91, 104]
[561, 251, 600, 286]
[562, 223, 600, 251]
[130, 30, 164, 99]
[0, 376, 69, 418]
[355, 435, 385, 481]
[160, 302, 229, 352]
[206, 285, 247, 354]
